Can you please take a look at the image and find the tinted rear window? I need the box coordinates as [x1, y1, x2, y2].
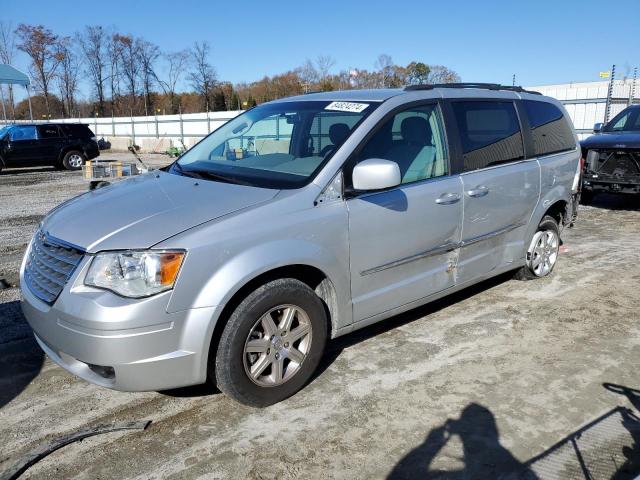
[451, 101, 524, 172]
[522, 100, 575, 156]
[61, 124, 93, 138]
[37, 125, 61, 138]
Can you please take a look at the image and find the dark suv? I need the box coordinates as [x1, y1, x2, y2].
[581, 104, 640, 201]
[0, 123, 100, 172]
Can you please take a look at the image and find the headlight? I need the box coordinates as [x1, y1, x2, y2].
[85, 250, 185, 298]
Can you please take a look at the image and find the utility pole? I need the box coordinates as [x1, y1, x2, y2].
[630, 67, 637, 105]
[604, 64, 616, 123]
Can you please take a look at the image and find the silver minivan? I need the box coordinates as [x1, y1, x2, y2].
[21, 84, 581, 406]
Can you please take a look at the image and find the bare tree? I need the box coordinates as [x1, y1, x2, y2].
[56, 38, 79, 117]
[316, 55, 335, 81]
[374, 54, 394, 87]
[15, 24, 62, 116]
[137, 39, 160, 115]
[298, 59, 318, 92]
[188, 41, 217, 111]
[76, 25, 107, 115]
[427, 65, 461, 84]
[107, 32, 124, 113]
[155, 50, 188, 114]
[114, 34, 139, 112]
[0, 21, 17, 118]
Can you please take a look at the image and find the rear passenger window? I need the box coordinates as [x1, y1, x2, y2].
[62, 124, 93, 138]
[37, 125, 61, 138]
[451, 101, 524, 172]
[522, 100, 576, 156]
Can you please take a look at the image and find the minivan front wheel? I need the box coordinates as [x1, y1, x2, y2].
[215, 278, 327, 407]
[515, 215, 560, 280]
[62, 150, 85, 170]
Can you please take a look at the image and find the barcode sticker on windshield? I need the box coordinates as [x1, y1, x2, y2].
[325, 102, 369, 113]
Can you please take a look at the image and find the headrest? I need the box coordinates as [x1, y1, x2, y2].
[401, 117, 431, 145]
[329, 123, 350, 145]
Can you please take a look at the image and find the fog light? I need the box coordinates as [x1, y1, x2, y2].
[87, 363, 115, 379]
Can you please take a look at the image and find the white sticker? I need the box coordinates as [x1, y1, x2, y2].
[325, 101, 369, 113]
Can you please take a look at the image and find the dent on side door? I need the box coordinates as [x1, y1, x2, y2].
[457, 160, 540, 282]
[347, 176, 463, 322]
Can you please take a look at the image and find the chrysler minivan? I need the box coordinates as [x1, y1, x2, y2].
[21, 84, 581, 406]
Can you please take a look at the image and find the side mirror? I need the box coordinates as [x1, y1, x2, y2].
[593, 123, 603, 133]
[352, 158, 401, 191]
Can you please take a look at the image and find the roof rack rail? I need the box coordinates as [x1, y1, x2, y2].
[404, 83, 542, 95]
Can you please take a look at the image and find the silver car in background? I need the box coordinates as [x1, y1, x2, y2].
[20, 84, 581, 406]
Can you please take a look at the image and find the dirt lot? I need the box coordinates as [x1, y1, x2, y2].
[1, 155, 639, 479]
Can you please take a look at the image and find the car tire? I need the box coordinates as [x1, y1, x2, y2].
[514, 215, 560, 281]
[62, 150, 85, 170]
[215, 278, 328, 407]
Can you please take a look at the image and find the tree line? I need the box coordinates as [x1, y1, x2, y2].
[0, 22, 460, 120]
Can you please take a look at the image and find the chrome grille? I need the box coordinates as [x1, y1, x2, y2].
[24, 231, 84, 304]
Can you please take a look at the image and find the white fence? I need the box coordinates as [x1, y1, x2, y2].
[1, 110, 243, 152]
[1, 79, 638, 148]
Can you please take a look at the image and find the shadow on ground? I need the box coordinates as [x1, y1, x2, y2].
[0, 166, 58, 176]
[388, 402, 535, 479]
[0, 300, 44, 409]
[583, 193, 640, 211]
[316, 271, 514, 381]
[385, 384, 640, 479]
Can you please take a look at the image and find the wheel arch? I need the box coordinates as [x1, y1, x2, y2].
[57, 145, 83, 163]
[521, 190, 571, 263]
[542, 199, 569, 228]
[205, 263, 340, 382]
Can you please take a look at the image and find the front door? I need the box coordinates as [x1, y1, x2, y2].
[347, 103, 463, 322]
[6, 126, 39, 166]
[448, 100, 540, 283]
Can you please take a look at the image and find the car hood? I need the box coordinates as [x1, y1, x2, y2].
[581, 131, 640, 149]
[42, 170, 279, 252]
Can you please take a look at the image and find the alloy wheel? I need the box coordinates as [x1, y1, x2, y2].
[68, 154, 83, 168]
[527, 230, 559, 277]
[243, 304, 312, 387]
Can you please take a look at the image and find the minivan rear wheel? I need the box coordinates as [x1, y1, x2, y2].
[215, 278, 327, 407]
[62, 150, 85, 170]
[514, 215, 560, 280]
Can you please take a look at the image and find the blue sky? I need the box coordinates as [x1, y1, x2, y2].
[3, 0, 639, 98]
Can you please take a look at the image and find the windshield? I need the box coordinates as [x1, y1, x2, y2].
[604, 107, 640, 132]
[0, 125, 12, 138]
[172, 100, 378, 189]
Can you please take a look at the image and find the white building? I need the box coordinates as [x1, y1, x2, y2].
[526, 79, 638, 137]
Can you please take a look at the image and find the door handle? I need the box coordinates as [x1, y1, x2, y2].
[435, 192, 461, 205]
[466, 186, 489, 197]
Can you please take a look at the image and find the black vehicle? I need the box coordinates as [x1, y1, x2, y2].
[0, 123, 99, 173]
[581, 104, 640, 201]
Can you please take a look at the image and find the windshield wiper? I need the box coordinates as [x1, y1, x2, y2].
[192, 170, 255, 186]
[173, 163, 254, 186]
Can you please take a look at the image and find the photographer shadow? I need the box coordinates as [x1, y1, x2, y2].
[388, 403, 535, 480]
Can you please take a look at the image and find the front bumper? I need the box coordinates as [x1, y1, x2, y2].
[20, 256, 217, 391]
[582, 175, 640, 194]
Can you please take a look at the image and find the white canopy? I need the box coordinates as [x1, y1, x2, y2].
[0, 64, 33, 121]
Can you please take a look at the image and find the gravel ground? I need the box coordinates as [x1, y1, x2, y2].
[1, 155, 639, 479]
